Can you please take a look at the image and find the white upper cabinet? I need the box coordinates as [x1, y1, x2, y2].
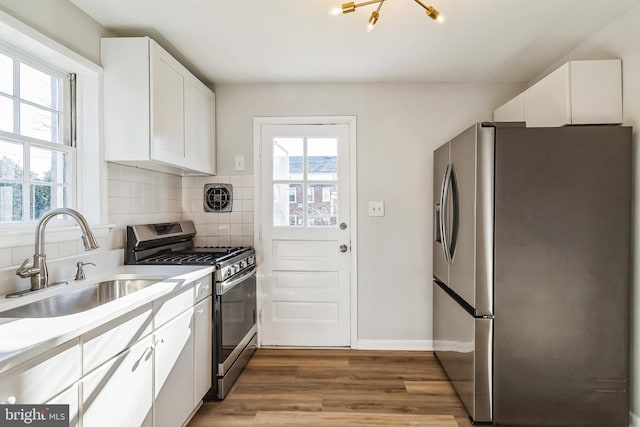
[189, 78, 216, 175]
[494, 59, 622, 127]
[102, 37, 216, 175]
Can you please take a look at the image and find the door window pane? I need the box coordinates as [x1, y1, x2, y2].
[21, 103, 59, 143]
[307, 138, 337, 181]
[307, 184, 337, 227]
[0, 96, 13, 133]
[30, 147, 68, 183]
[0, 53, 12, 95]
[273, 138, 303, 180]
[274, 183, 303, 227]
[20, 62, 59, 109]
[0, 182, 23, 221]
[0, 140, 24, 180]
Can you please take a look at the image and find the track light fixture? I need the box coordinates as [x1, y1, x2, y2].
[330, 0, 445, 31]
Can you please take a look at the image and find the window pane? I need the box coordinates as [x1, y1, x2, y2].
[0, 95, 13, 133]
[0, 182, 23, 221]
[274, 183, 303, 227]
[307, 184, 337, 227]
[0, 53, 12, 95]
[30, 184, 68, 220]
[273, 137, 303, 180]
[307, 138, 338, 181]
[20, 62, 59, 109]
[20, 103, 59, 143]
[30, 147, 68, 183]
[0, 140, 24, 180]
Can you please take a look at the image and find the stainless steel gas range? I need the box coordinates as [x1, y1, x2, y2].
[125, 221, 257, 400]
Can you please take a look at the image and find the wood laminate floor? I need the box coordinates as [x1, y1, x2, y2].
[188, 349, 473, 427]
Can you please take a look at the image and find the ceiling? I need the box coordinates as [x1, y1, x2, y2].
[69, 0, 640, 85]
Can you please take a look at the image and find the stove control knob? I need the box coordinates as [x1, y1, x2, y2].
[247, 256, 255, 265]
[225, 268, 232, 278]
[239, 260, 247, 269]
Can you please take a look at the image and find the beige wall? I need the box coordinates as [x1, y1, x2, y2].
[215, 82, 523, 343]
[540, 3, 640, 423]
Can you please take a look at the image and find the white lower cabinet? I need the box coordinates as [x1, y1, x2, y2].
[81, 335, 154, 427]
[0, 339, 80, 405]
[154, 307, 195, 427]
[47, 384, 79, 427]
[194, 295, 213, 403]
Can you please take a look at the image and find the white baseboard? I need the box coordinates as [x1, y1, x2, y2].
[355, 339, 433, 351]
[631, 411, 639, 427]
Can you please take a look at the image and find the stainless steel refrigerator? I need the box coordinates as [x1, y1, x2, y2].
[432, 123, 631, 426]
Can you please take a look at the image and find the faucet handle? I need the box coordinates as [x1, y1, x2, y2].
[16, 258, 39, 278]
[75, 262, 96, 281]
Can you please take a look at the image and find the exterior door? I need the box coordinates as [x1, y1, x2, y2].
[259, 121, 352, 347]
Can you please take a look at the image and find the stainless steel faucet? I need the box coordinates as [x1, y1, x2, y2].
[16, 208, 100, 291]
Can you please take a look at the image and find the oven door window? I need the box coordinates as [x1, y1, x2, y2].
[216, 274, 256, 363]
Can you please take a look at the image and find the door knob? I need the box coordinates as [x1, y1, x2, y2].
[340, 244, 349, 253]
[340, 223, 347, 230]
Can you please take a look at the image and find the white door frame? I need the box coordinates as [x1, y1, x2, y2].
[253, 116, 358, 347]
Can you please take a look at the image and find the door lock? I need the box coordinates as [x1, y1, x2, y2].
[339, 244, 349, 253]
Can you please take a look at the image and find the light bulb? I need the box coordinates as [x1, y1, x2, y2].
[425, 6, 445, 23]
[436, 14, 446, 23]
[367, 10, 379, 32]
[329, 6, 342, 16]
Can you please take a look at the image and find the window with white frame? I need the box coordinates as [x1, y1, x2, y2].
[0, 46, 74, 223]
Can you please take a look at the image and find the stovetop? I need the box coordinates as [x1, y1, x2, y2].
[136, 247, 251, 266]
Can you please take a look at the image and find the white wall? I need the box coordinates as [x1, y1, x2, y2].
[538, 4, 640, 423]
[0, 0, 111, 63]
[215, 83, 523, 345]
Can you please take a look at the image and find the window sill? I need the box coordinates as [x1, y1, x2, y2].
[0, 223, 115, 249]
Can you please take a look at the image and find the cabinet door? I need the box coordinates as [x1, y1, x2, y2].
[189, 78, 216, 174]
[81, 335, 153, 427]
[194, 296, 212, 403]
[0, 339, 79, 405]
[47, 384, 79, 427]
[523, 63, 571, 127]
[154, 307, 195, 427]
[150, 40, 188, 167]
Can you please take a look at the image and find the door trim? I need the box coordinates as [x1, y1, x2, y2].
[253, 116, 358, 348]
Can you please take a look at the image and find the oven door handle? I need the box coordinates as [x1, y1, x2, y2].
[216, 265, 257, 296]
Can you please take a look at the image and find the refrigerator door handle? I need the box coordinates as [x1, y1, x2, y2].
[448, 165, 460, 262]
[441, 163, 453, 264]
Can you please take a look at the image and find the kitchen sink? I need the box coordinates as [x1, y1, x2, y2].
[0, 276, 169, 318]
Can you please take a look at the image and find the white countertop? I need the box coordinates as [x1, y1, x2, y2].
[0, 264, 214, 374]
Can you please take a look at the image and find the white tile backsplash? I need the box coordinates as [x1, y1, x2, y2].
[182, 175, 254, 247]
[4, 170, 253, 269]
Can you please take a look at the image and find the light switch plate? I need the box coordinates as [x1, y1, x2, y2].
[234, 155, 245, 171]
[368, 201, 385, 217]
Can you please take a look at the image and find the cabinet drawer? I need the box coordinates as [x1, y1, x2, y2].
[0, 339, 80, 404]
[194, 274, 212, 303]
[82, 307, 153, 375]
[154, 287, 193, 328]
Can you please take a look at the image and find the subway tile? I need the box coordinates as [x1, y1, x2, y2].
[242, 224, 254, 235]
[194, 236, 206, 247]
[108, 197, 121, 214]
[218, 236, 230, 247]
[12, 245, 34, 266]
[229, 176, 242, 187]
[230, 224, 243, 236]
[205, 213, 219, 224]
[206, 223, 218, 235]
[230, 212, 242, 224]
[218, 223, 231, 236]
[217, 213, 230, 224]
[242, 187, 254, 200]
[120, 181, 132, 198]
[230, 235, 243, 246]
[0, 248, 13, 268]
[242, 212, 254, 224]
[242, 236, 255, 247]
[119, 165, 133, 182]
[108, 180, 120, 197]
[58, 241, 78, 258]
[132, 182, 144, 199]
[243, 199, 254, 212]
[107, 162, 120, 180]
[241, 175, 254, 187]
[206, 236, 220, 247]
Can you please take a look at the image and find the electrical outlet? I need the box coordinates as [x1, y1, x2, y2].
[368, 201, 385, 217]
